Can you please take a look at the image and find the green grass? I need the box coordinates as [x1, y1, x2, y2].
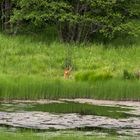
[0, 133, 122, 140]
[26, 102, 134, 119]
[0, 134, 130, 140]
[0, 33, 140, 100]
[0, 74, 140, 101]
[0, 33, 140, 78]
[0, 76, 93, 99]
[0, 101, 135, 119]
[0, 128, 135, 140]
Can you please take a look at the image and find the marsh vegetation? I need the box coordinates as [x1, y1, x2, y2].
[0, 101, 136, 119]
[0, 101, 140, 139]
[0, 0, 140, 139]
[0, 34, 140, 100]
[0, 127, 134, 140]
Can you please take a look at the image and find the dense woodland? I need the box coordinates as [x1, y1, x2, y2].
[0, 0, 140, 42]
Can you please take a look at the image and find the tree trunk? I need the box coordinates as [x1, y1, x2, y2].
[58, 1, 94, 43]
[1, 0, 12, 33]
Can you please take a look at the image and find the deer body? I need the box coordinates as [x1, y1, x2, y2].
[64, 67, 72, 79]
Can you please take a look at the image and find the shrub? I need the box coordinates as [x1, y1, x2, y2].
[123, 70, 135, 80]
[75, 71, 112, 82]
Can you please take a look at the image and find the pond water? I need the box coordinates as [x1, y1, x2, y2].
[0, 100, 140, 139]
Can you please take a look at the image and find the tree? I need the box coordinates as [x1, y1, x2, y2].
[1, 0, 12, 33]
[8, 0, 140, 42]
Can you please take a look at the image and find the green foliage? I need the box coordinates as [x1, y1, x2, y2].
[8, 0, 140, 42]
[123, 70, 140, 80]
[75, 71, 112, 82]
[123, 70, 135, 80]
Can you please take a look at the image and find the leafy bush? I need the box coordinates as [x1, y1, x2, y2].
[10, 0, 140, 42]
[123, 69, 140, 80]
[75, 71, 112, 82]
[123, 70, 135, 80]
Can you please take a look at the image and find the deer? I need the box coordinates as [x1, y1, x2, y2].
[64, 66, 72, 79]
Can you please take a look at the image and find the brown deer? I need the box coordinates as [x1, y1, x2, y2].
[64, 66, 72, 79]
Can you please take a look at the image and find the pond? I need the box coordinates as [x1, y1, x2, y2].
[0, 99, 140, 139]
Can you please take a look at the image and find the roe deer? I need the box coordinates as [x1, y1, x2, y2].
[64, 66, 72, 79]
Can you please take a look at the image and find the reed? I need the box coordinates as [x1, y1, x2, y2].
[0, 75, 140, 101]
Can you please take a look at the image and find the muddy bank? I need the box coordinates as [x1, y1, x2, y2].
[0, 112, 140, 130]
[1, 99, 140, 107]
[0, 99, 140, 136]
[1, 99, 139, 115]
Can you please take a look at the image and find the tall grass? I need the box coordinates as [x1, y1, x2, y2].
[0, 33, 140, 100]
[0, 75, 92, 99]
[0, 33, 140, 78]
[0, 75, 140, 101]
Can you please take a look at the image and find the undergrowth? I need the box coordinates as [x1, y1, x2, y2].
[0, 33, 140, 100]
[0, 75, 140, 101]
